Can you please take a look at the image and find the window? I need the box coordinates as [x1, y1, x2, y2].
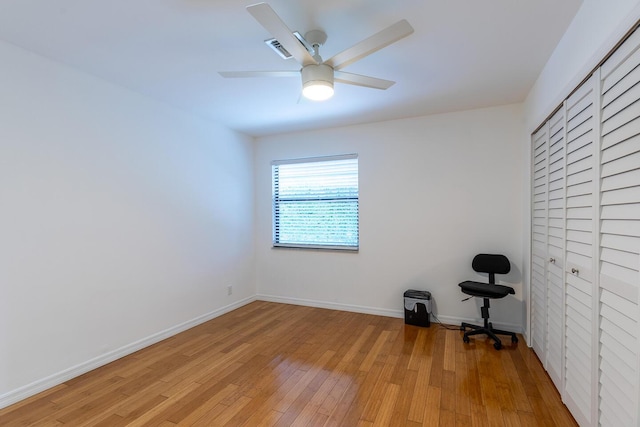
[272, 154, 359, 250]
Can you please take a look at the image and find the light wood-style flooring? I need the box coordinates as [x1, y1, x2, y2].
[0, 301, 576, 426]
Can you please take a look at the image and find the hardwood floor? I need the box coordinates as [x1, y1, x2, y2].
[0, 301, 576, 426]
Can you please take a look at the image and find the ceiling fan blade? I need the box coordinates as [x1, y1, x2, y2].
[219, 71, 299, 78]
[326, 19, 414, 71]
[247, 3, 318, 67]
[334, 71, 395, 90]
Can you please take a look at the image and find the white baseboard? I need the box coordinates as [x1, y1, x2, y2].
[256, 294, 404, 318]
[257, 294, 524, 334]
[0, 296, 256, 410]
[432, 313, 524, 335]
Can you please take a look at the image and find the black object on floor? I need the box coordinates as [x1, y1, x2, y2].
[404, 289, 432, 327]
[459, 254, 518, 350]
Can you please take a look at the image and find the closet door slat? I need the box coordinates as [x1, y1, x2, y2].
[599, 26, 640, 427]
[547, 108, 565, 388]
[564, 74, 597, 425]
[531, 125, 549, 360]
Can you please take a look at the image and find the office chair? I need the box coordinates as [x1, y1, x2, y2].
[459, 254, 518, 350]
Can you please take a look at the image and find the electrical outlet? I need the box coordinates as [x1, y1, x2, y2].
[227, 285, 233, 296]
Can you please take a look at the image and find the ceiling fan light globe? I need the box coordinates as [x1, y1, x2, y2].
[303, 81, 334, 101]
[301, 64, 334, 101]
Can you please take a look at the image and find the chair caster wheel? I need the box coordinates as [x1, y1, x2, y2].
[493, 342, 502, 350]
[512, 336, 518, 343]
[463, 336, 470, 343]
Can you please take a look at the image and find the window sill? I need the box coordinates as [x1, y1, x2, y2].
[272, 244, 359, 252]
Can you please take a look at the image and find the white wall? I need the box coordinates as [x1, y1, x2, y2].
[525, 0, 640, 131]
[0, 41, 255, 407]
[255, 104, 524, 328]
[521, 0, 640, 342]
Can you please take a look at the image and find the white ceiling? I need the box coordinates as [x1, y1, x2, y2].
[0, 0, 582, 136]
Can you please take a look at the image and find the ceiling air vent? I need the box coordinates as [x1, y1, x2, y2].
[265, 31, 313, 59]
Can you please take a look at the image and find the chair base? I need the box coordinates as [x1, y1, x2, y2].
[461, 321, 518, 350]
[460, 297, 518, 350]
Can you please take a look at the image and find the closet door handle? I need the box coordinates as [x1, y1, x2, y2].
[549, 258, 555, 263]
[571, 268, 579, 274]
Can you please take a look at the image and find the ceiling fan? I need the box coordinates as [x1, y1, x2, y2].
[219, 2, 414, 101]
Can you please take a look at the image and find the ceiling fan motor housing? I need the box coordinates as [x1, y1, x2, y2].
[302, 64, 334, 100]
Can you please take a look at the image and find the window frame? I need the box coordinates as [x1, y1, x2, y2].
[271, 154, 359, 251]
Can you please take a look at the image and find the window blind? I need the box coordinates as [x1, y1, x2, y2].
[272, 154, 359, 250]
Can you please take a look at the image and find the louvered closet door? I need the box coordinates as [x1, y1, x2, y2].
[598, 26, 640, 427]
[564, 74, 597, 426]
[546, 108, 566, 390]
[531, 125, 549, 360]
